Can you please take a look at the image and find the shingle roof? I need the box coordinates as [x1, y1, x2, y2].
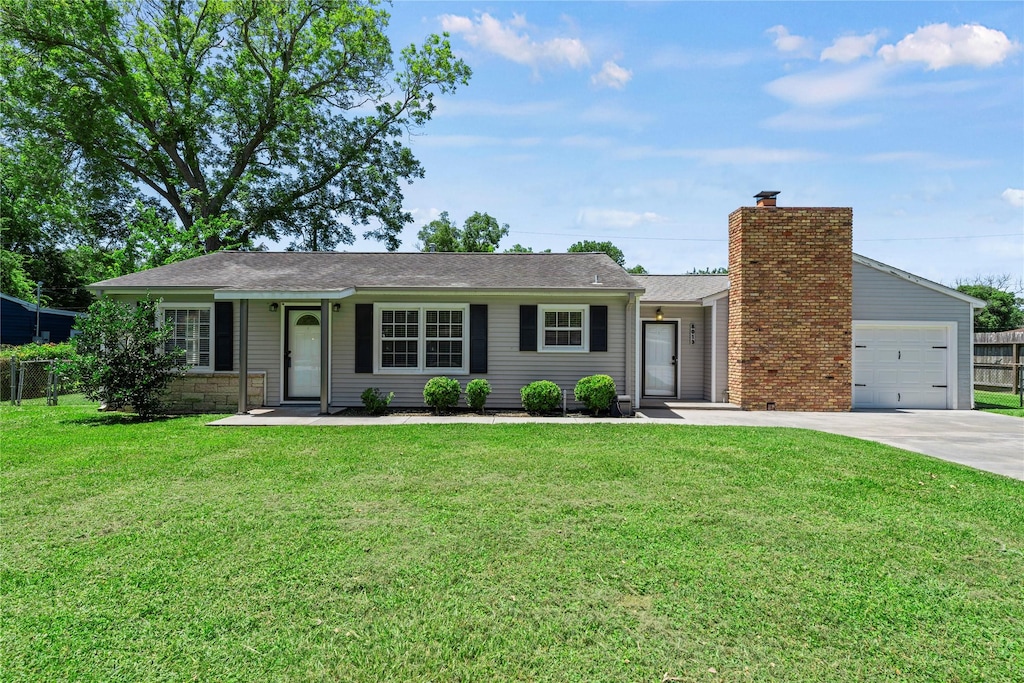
[633, 275, 730, 302]
[90, 251, 644, 292]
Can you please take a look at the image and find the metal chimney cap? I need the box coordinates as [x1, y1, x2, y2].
[754, 190, 781, 200]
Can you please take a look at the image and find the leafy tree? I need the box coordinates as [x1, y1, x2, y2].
[2, 0, 471, 253]
[568, 240, 626, 266]
[503, 243, 551, 253]
[0, 133, 147, 308]
[62, 297, 188, 418]
[689, 266, 729, 274]
[459, 212, 509, 252]
[417, 211, 509, 252]
[417, 212, 461, 252]
[956, 284, 1024, 333]
[567, 239, 645, 273]
[0, 250, 36, 300]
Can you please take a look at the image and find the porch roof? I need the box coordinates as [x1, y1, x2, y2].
[633, 275, 729, 303]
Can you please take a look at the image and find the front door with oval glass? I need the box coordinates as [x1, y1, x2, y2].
[286, 308, 321, 400]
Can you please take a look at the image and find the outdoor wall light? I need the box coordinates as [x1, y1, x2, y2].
[332, 303, 341, 312]
[269, 303, 279, 312]
[655, 308, 663, 321]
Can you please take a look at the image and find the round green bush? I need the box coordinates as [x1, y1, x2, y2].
[466, 378, 491, 412]
[574, 374, 617, 415]
[423, 376, 461, 413]
[360, 387, 393, 416]
[520, 380, 561, 414]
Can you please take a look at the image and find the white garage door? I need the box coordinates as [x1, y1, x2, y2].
[853, 325, 950, 409]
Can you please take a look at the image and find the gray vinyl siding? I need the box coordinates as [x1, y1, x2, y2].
[331, 294, 632, 409]
[700, 298, 729, 402]
[108, 291, 633, 409]
[638, 304, 704, 400]
[853, 262, 973, 409]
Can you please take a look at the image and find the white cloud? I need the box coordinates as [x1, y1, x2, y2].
[648, 46, 755, 69]
[1002, 188, 1024, 208]
[437, 99, 565, 118]
[766, 25, 812, 55]
[591, 60, 633, 89]
[576, 208, 669, 229]
[616, 145, 826, 165]
[878, 23, 1020, 70]
[415, 135, 542, 148]
[764, 62, 888, 107]
[439, 13, 589, 69]
[821, 32, 881, 63]
[762, 111, 880, 131]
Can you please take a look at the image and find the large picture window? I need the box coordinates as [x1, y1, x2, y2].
[539, 305, 588, 351]
[377, 304, 467, 373]
[161, 306, 212, 370]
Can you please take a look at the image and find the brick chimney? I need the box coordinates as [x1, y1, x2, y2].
[727, 192, 853, 411]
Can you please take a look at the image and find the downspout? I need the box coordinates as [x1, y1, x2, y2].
[237, 299, 249, 414]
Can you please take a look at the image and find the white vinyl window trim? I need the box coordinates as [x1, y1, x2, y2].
[159, 304, 213, 372]
[374, 303, 469, 374]
[538, 304, 589, 352]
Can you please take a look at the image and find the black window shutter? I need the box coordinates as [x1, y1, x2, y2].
[214, 302, 233, 370]
[355, 304, 373, 373]
[469, 304, 488, 373]
[590, 305, 608, 352]
[519, 305, 537, 352]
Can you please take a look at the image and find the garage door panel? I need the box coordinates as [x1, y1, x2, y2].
[853, 324, 950, 409]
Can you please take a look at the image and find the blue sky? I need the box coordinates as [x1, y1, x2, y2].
[347, 1, 1023, 286]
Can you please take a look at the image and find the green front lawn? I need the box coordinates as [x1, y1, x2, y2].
[976, 389, 1024, 417]
[2, 405, 1022, 682]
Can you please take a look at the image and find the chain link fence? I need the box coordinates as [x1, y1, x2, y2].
[1, 358, 75, 406]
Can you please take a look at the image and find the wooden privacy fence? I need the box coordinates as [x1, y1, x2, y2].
[974, 330, 1024, 402]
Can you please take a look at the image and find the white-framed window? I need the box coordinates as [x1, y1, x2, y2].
[160, 304, 212, 371]
[376, 304, 468, 373]
[539, 304, 588, 352]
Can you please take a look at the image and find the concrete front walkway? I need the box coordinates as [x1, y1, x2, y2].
[209, 408, 1024, 481]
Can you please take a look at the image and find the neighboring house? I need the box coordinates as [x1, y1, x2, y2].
[0, 293, 84, 346]
[89, 194, 985, 413]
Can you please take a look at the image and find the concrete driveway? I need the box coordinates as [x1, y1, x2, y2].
[638, 408, 1024, 481]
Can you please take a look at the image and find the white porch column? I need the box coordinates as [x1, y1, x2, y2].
[320, 298, 330, 415]
[237, 299, 249, 414]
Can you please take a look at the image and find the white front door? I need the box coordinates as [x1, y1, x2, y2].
[286, 308, 321, 400]
[644, 322, 677, 397]
[853, 325, 949, 409]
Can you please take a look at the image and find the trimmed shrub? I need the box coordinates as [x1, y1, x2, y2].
[60, 297, 186, 418]
[520, 380, 561, 414]
[466, 378, 491, 413]
[574, 374, 617, 416]
[423, 376, 461, 413]
[360, 387, 393, 415]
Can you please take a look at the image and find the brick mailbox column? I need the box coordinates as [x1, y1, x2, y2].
[727, 199, 853, 411]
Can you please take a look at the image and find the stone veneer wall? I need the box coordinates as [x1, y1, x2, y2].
[727, 206, 853, 411]
[162, 372, 266, 414]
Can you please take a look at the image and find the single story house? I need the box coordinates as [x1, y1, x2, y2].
[89, 194, 985, 413]
[0, 293, 85, 345]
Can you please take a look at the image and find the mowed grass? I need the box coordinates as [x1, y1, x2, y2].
[975, 389, 1024, 417]
[2, 405, 1022, 682]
